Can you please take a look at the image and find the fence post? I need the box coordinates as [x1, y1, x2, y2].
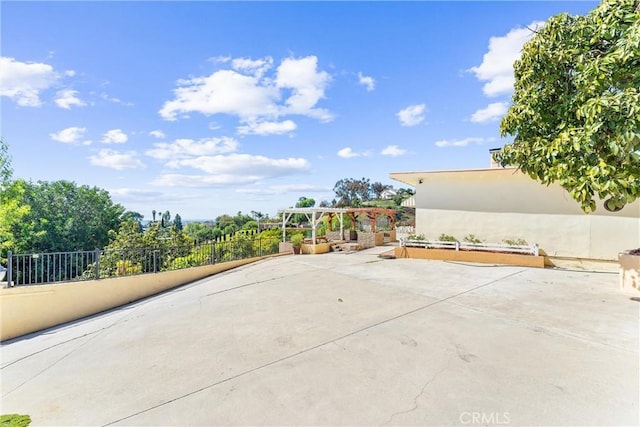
[153, 250, 157, 273]
[7, 250, 12, 288]
[455, 241, 460, 251]
[259, 236, 262, 257]
[94, 248, 101, 280]
[211, 241, 215, 264]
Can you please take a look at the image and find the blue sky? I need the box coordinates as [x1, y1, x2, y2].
[1, 1, 597, 220]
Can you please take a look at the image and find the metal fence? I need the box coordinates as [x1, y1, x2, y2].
[4, 236, 280, 287]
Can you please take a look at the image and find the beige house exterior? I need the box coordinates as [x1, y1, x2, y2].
[390, 167, 640, 268]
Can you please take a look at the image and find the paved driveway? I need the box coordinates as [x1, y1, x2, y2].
[1, 248, 638, 426]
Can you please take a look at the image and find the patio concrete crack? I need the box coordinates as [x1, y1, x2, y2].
[2, 324, 113, 398]
[102, 268, 525, 426]
[382, 355, 453, 426]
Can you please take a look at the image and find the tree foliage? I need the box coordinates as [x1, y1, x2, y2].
[497, 0, 640, 212]
[371, 182, 392, 199]
[1, 138, 12, 189]
[1, 180, 125, 255]
[333, 178, 372, 207]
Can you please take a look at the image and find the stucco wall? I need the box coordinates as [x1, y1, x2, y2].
[0, 255, 283, 342]
[409, 169, 639, 262]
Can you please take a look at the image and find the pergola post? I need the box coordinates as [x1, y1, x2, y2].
[339, 213, 344, 240]
[282, 212, 286, 242]
[311, 211, 317, 243]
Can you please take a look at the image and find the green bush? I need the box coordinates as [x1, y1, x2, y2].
[291, 233, 304, 247]
[463, 234, 483, 244]
[438, 233, 457, 242]
[0, 414, 31, 427]
[502, 238, 528, 246]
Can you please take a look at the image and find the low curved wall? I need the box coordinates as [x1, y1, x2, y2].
[0, 255, 283, 342]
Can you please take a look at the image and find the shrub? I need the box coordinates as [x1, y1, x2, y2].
[438, 234, 457, 242]
[502, 238, 528, 246]
[463, 234, 483, 244]
[291, 233, 304, 248]
[0, 414, 31, 427]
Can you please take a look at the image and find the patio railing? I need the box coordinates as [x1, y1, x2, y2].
[4, 236, 280, 287]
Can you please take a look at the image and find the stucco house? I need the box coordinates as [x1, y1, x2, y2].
[390, 156, 639, 269]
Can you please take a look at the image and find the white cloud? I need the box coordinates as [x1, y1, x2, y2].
[165, 153, 309, 175]
[469, 22, 544, 97]
[470, 102, 509, 123]
[159, 69, 279, 121]
[337, 147, 357, 158]
[236, 184, 331, 195]
[397, 104, 426, 127]
[381, 145, 407, 156]
[149, 130, 165, 139]
[98, 92, 133, 106]
[102, 129, 128, 144]
[109, 188, 164, 200]
[152, 153, 310, 188]
[358, 72, 375, 91]
[231, 56, 273, 78]
[152, 174, 260, 187]
[89, 149, 145, 170]
[159, 55, 332, 124]
[145, 137, 238, 160]
[337, 147, 370, 159]
[0, 57, 62, 107]
[50, 126, 88, 144]
[237, 120, 297, 136]
[54, 89, 86, 109]
[434, 137, 494, 148]
[276, 56, 332, 121]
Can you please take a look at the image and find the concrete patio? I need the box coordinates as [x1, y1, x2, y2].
[1, 247, 638, 426]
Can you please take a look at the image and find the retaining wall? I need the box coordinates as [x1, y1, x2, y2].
[0, 255, 283, 342]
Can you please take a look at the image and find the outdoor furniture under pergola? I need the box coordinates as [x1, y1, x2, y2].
[279, 207, 348, 243]
[327, 207, 396, 233]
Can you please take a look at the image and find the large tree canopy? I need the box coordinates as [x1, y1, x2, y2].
[2, 180, 125, 255]
[496, 0, 640, 213]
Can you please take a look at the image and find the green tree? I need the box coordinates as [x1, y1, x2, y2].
[291, 196, 315, 224]
[233, 211, 253, 228]
[333, 178, 372, 207]
[497, 0, 640, 213]
[161, 210, 171, 227]
[371, 182, 392, 199]
[121, 211, 144, 232]
[1, 138, 12, 188]
[184, 221, 213, 242]
[99, 220, 192, 276]
[173, 213, 183, 231]
[296, 196, 315, 208]
[0, 141, 32, 263]
[0, 180, 33, 262]
[215, 214, 236, 230]
[4, 180, 125, 253]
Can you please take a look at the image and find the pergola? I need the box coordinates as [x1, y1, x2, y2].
[279, 207, 348, 243]
[327, 207, 396, 233]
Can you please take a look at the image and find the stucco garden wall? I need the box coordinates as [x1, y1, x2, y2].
[0, 254, 284, 342]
